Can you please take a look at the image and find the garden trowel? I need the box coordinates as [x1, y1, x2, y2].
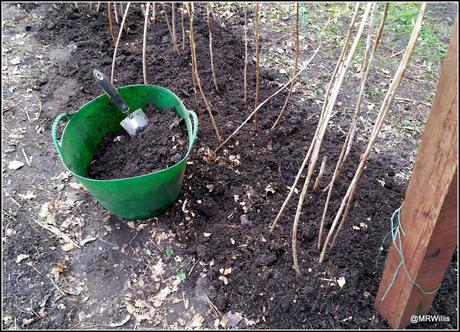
[93, 69, 148, 136]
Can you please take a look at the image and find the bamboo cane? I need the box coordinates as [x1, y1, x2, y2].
[317, 3, 361, 126]
[272, 3, 301, 129]
[291, 3, 373, 275]
[120, 3, 128, 37]
[113, 2, 119, 24]
[142, 2, 151, 85]
[254, 3, 260, 129]
[319, 2, 427, 263]
[108, 3, 115, 44]
[214, 17, 334, 154]
[322, 3, 389, 194]
[188, 4, 222, 143]
[313, 156, 327, 190]
[186, 4, 199, 115]
[171, 3, 178, 53]
[243, 2, 248, 108]
[111, 2, 131, 83]
[269, 3, 361, 233]
[181, 7, 185, 49]
[207, 4, 219, 92]
[151, 2, 156, 24]
[338, 2, 389, 171]
[163, 3, 174, 49]
[318, 3, 382, 250]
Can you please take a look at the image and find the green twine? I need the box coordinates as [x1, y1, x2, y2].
[377, 204, 442, 301]
[300, 2, 307, 31]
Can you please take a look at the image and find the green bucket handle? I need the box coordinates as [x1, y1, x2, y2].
[52, 109, 198, 162]
[187, 109, 198, 151]
[52, 112, 73, 158]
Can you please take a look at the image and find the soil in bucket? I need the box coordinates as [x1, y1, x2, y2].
[87, 105, 188, 180]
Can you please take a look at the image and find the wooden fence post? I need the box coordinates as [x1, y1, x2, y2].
[374, 20, 458, 328]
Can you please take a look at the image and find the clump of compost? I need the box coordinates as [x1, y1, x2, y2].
[87, 105, 188, 180]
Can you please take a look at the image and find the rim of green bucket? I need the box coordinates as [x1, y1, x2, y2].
[60, 84, 198, 183]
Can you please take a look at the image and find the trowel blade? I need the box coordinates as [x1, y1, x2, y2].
[121, 109, 149, 136]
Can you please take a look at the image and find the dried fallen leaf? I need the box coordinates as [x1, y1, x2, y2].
[134, 299, 146, 308]
[16, 254, 29, 263]
[69, 182, 83, 190]
[51, 258, 65, 281]
[22, 318, 34, 326]
[218, 275, 229, 285]
[228, 154, 241, 166]
[222, 267, 232, 276]
[126, 303, 136, 314]
[52, 258, 66, 274]
[136, 223, 147, 231]
[8, 160, 24, 170]
[51, 172, 71, 181]
[155, 231, 170, 244]
[151, 259, 165, 282]
[80, 237, 97, 246]
[191, 313, 204, 328]
[61, 242, 76, 252]
[18, 191, 36, 200]
[108, 314, 131, 327]
[60, 218, 74, 230]
[38, 307, 47, 318]
[181, 199, 189, 214]
[265, 184, 276, 195]
[38, 202, 56, 226]
[219, 315, 229, 328]
[10, 57, 21, 65]
[153, 286, 172, 307]
[226, 312, 243, 328]
[245, 317, 257, 326]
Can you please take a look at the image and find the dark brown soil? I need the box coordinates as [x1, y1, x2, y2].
[87, 106, 188, 180]
[3, 3, 456, 330]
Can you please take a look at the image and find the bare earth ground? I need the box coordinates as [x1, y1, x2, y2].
[2, 2, 458, 330]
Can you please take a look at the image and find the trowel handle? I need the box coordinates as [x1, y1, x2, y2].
[93, 69, 130, 114]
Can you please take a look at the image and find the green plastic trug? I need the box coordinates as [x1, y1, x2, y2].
[52, 85, 198, 220]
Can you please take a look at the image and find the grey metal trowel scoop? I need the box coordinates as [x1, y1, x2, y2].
[93, 69, 148, 136]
